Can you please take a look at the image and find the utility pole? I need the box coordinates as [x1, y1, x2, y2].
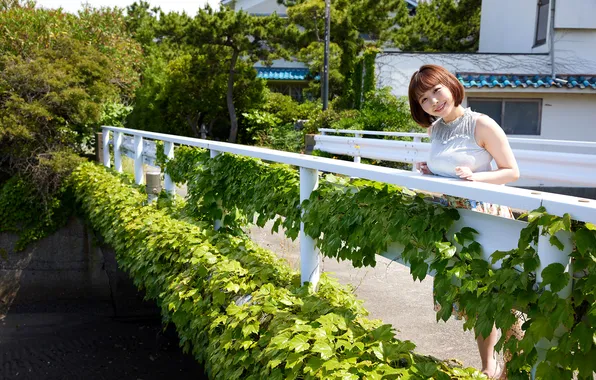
[322, 0, 330, 110]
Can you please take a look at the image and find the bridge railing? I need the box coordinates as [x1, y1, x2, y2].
[102, 125, 595, 287]
[316, 128, 596, 188]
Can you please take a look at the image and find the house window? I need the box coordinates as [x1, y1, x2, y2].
[468, 98, 542, 135]
[534, 0, 550, 46]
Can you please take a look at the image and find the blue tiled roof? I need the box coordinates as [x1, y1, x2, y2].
[256, 67, 310, 81]
[457, 73, 596, 90]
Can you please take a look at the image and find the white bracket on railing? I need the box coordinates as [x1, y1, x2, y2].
[300, 167, 320, 287]
[210, 149, 222, 231]
[412, 136, 422, 172]
[114, 131, 124, 173]
[134, 135, 144, 185]
[102, 129, 111, 168]
[164, 142, 175, 195]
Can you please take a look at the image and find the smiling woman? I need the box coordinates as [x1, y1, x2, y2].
[407, 64, 522, 380]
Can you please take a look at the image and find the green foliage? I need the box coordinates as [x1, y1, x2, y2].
[282, 0, 406, 106]
[392, 0, 481, 52]
[188, 7, 297, 142]
[258, 123, 305, 153]
[70, 162, 473, 379]
[304, 108, 360, 134]
[304, 88, 420, 134]
[358, 88, 421, 132]
[352, 48, 378, 110]
[241, 110, 283, 142]
[262, 91, 321, 125]
[0, 4, 142, 223]
[158, 149, 596, 377]
[0, 164, 78, 250]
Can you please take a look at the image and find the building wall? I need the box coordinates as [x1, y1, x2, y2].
[463, 91, 596, 146]
[555, 0, 596, 29]
[242, 0, 287, 15]
[479, 0, 596, 59]
[478, 0, 545, 54]
[555, 29, 596, 70]
[376, 52, 552, 96]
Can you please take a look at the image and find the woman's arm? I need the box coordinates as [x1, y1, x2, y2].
[455, 115, 520, 185]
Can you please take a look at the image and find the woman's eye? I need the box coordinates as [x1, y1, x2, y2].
[421, 98, 427, 104]
[434, 87, 441, 92]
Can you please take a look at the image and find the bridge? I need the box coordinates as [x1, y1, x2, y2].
[94, 126, 596, 379]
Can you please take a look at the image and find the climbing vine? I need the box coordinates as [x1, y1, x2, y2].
[69, 162, 478, 379]
[159, 148, 596, 379]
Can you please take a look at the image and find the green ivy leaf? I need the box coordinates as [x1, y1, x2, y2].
[575, 228, 596, 255]
[414, 362, 438, 378]
[549, 235, 565, 251]
[312, 340, 335, 360]
[540, 263, 570, 293]
[287, 334, 310, 353]
[410, 258, 429, 282]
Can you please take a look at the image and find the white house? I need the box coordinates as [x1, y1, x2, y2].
[377, 0, 596, 149]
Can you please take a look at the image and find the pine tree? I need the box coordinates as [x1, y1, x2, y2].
[392, 0, 481, 52]
[189, 7, 295, 143]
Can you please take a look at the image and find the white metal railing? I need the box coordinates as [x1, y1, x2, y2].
[102, 125, 595, 378]
[316, 129, 596, 188]
[318, 128, 596, 149]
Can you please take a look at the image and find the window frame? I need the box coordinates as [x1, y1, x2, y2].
[467, 97, 543, 136]
[534, 0, 550, 47]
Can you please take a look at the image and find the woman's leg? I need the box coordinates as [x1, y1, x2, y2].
[477, 325, 499, 376]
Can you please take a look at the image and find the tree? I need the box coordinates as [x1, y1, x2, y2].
[124, 4, 269, 141]
[189, 7, 295, 142]
[392, 0, 481, 52]
[0, 4, 142, 201]
[280, 0, 405, 107]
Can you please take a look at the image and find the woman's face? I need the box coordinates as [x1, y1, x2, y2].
[418, 83, 455, 119]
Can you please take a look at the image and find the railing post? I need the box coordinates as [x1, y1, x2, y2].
[300, 167, 320, 287]
[210, 149, 222, 231]
[163, 141, 175, 195]
[114, 132, 123, 173]
[354, 133, 362, 164]
[412, 136, 422, 172]
[102, 129, 111, 168]
[531, 228, 574, 379]
[145, 171, 161, 204]
[134, 135, 144, 185]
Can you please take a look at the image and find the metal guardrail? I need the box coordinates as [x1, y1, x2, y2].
[315, 129, 596, 187]
[318, 128, 596, 149]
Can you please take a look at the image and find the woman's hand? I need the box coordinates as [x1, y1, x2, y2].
[417, 162, 433, 175]
[455, 166, 475, 181]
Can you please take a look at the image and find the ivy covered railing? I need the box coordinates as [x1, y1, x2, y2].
[101, 126, 596, 379]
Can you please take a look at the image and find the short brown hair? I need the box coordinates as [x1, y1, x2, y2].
[408, 64, 465, 128]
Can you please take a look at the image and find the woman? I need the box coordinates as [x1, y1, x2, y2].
[407, 64, 520, 379]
